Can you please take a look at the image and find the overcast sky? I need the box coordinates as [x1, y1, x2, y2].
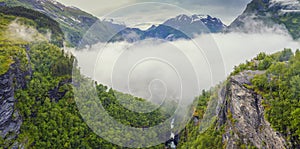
[57, 0, 252, 28]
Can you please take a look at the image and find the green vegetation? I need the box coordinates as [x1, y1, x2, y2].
[97, 88, 175, 128]
[0, 13, 30, 75]
[0, 39, 171, 148]
[178, 89, 224, 149]
[179, 49, 300, 148]
[231, 48, 300, 147]
[0, 0, 98, 47]
[232, 48, 294, 75]
[0, 7, 64, 75]
[0, 6, 64, 47]
[251, 49, 300, 147]
[0, 2, 299, 148]
[276, 12, 300, 39]
[0, 7, 169, 148]
[10, 41, 169, 148]
[0, 44, 28, 75]
[236, 0, 300, 40]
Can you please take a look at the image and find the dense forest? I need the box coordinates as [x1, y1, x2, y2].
[0, 4, 300, 149]
[176, 89, 224, 149]
[0, 31, 171, 148]
[8, 42, 169, 148]
[251, 49, 300, 147]
[0, 7, 171, 148]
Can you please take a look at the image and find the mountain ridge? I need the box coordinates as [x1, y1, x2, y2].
[109, 14, 226, 42]
[228, 0, 300, 39]
[0, 0, 126, 46]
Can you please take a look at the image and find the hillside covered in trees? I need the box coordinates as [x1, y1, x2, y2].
[0, 3, 299, 149]
[0, 6, 170, 148]
[178, 49, 300, 149]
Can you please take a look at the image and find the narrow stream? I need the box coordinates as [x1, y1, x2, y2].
[165, 118, 177, 149]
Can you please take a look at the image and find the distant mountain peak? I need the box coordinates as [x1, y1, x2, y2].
[109, 14, 226, 43]
[168, 14, 223, 25]
[175, 14, 190, 21]
[163, 14, 226, 34]
[191, 14, 217, 24]
[146, 25, 157, 31]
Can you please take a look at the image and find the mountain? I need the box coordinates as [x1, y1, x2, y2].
[228, 0, 300, 39]
[0, 0, 126, 46]
[178, 49, 300, 149]
[109, 25, 190, 42]
[163, 14, 226, 35]
[1, 1, 299, 149]
[0, 6, 64, 46]
[1, 0, 226, 44]
[0, 6, 171, 148]
[110, 14, 225, 42]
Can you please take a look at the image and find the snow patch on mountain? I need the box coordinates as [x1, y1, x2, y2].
[170, 14, 224, 26]
[270, 0, 300, 11]
[163, 14, 226, 34]
[271, 0, 299, 6]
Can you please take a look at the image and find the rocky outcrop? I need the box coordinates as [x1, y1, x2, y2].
[217, 70, 287, 149]
[0, 50, 31, 148]
[48, 78, 71, 102]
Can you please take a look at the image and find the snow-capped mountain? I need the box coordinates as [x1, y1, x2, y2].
[163, 14, 226, 35]
[228, 0, 300, 39]
[110, 14, 226, 42]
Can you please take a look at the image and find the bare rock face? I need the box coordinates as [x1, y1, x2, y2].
[0, 55, 31, 148]
[217, 70, 287, 149]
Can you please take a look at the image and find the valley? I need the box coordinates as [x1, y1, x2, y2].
[0, 0, 299, 148]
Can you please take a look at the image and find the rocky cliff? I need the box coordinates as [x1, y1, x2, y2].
[216, 70, 287, 149]
[0, 46, 31, 148]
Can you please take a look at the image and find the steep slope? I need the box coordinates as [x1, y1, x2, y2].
[0, 0, 126, 46]
[178, 49, 300, 149]
[228, 0, 300, 39]
[217, 70, 286, 148]
[0, 9, 46, 148]
[0, 47, 31, 149]
[0, 6, 64, 47]
[0, 6, 171, 148]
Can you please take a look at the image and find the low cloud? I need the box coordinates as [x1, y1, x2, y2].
[70, 32, 299, 105]
[7, 19, 51, 42]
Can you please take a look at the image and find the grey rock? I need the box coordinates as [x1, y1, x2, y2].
[0, 48, 31, 148]
[0, 79, 9, 85]
[0, 102, 14, 126]
[7, 97, 14, 102]
[217, 70, 287, 149]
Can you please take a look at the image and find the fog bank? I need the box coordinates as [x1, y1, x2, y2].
[70, 32, 299, 104]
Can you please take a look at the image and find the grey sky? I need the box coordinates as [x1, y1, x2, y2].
[57, 0, 251, 28]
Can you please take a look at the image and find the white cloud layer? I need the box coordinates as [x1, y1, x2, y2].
[69, 32, 299, 104]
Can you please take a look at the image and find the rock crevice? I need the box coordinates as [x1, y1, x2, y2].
[217, 70, 286, 149]
[0, 48, 32, 148]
